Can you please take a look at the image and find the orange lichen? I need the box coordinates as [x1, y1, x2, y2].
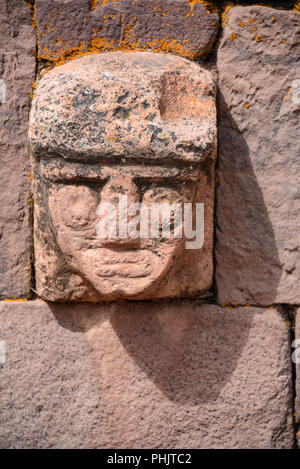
[91, 0, 119, 10]
[295, 1, 300, 12]
[248, 19, 255, 25]
[25, 1, 34, 11]
[186, 0, 218, 14]
[30, 81, 36, 99]
[221, 4, 234, 28]
[254, 34, 262, 42]
[238, 21, 245, 28]
[90, 0, 99, 10]
[4, 298, 28, 302]
[90, 37, 116, 51]
[229, 33, 237, 41]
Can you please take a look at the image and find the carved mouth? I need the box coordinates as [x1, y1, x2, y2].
[92, 248, 153, 278]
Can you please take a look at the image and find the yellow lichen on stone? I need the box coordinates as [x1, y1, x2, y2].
[30, 80, 36, 99]
[185, 0, 218, 14]
[91, 0, 119, 11]
[90, 0, 99, 10]
[33, 0, 217, 68]
[3, 298, 28, 302]
[221, 3, 234, 28]
[229, 33, 237, 41]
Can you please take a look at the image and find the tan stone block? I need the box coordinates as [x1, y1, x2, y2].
[216, 6, 300, 305]
[0, 300, 294, 448]
[0, 0, 35, 298]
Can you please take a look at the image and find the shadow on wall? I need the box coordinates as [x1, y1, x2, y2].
[215, 91, 281, 305]
[50, 301, 254, 405]
[46, 87, 281, 407]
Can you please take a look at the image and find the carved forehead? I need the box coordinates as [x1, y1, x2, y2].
[29, 52, 216, 164]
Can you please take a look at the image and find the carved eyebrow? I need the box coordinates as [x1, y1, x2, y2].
[48, 173, 108, 183]
[38, 156, 201, 184]
[133, 173, 197, 184]
[37, 151, 203, 169]
[44, 171, 195, 184]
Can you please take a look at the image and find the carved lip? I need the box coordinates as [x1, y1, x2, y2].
[92, 248, 154, 278]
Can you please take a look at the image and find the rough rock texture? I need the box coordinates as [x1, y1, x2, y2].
[29, 52, 216, 302]
[0, 300, 294, 449]
[0, 0, 35, 298]
[0, 300, 101, 449]
[35, 0, 219, 62]
[296, 307, 300, 427]
[216, 6, 300, 306]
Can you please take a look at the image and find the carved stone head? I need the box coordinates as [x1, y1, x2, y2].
[29, 52, 216, 302]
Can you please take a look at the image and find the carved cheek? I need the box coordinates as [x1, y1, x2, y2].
[49, 185, 98, 231]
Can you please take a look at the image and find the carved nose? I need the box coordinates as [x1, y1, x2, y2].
[97, 177, 141, 247]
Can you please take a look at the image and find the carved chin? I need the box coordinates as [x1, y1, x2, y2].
[67, 247, 174, 298]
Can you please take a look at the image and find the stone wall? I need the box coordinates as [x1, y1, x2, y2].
[0, 0, 299, 449]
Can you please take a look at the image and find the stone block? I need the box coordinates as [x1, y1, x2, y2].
[0, 0, 35, 298]
[216, 6, 300, 305]
[0, 300, 294, 448]
[35, 0, 219, 62]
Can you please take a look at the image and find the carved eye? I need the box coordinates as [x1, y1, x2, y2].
[142, 186, 182, 205]
[142, 186, 184, 239]
[49, 185, 98, 230]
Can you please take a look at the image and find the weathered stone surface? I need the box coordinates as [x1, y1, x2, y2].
[216, 6, 300, 306]
[35, 0, 219, 62]
[0, 300, 101, 449]
[296, 308, 300, 426]
[29, 52, 216, 302]
[0, 300, 294, 449]
[0, 0, 35, 298]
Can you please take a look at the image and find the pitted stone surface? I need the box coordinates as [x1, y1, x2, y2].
[30, 52, 216, 163]
[35, 0, 219, 62]
[0, 300, 294, 449]
[216, 6, 300, 306]
[30, 52, 216, 302]
[0, 0, 35, 298]
[0, 300, 101, 449]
